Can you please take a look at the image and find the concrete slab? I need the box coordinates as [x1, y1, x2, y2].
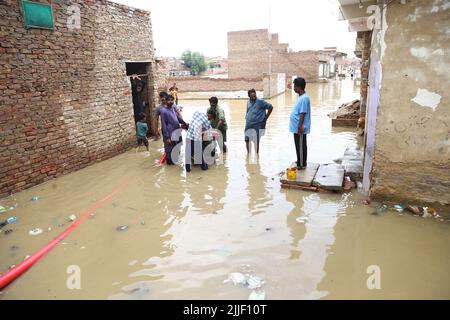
[342, 146, 364, 181]
[280, 163, 320, 186]
[343, 160, 363, 181]
[312, 163, 345, 191]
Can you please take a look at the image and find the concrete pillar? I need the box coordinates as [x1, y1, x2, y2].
[263, 73, 286, 99]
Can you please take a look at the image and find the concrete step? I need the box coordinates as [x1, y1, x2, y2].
[312, 163, 345, 191]
[280, 163, 320, 186]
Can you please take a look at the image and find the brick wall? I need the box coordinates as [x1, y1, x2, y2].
[168, 77, 263, 92]
[272, 51, 319, 83]
[359, 31, 372, 114]
[228, 29, 319, 83]
[0, 0, 155, 197]
[155, 59, 170, 91]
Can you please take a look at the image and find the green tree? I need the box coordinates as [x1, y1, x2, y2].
[181, 49, 207, 75]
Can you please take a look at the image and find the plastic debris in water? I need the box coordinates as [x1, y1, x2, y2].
[68, 214, 77, 222]
[392, 204, 405, 212]
[225, 272, 266, 290]
[372, 204, 388, 215]
[6, 216, 17, 224]
[29, 228, 43, 236]
[0, 206, 5, 213]
[296, 216, 308, 224]
[31, 196, 40, 201]
[224, 272, 247, 287]
[405, 205, 422, 215]
[422, 207, 437, 218]
[247, 275, 265, 289]
[249, 290, 266, 300]
[116, 225, 128, 231]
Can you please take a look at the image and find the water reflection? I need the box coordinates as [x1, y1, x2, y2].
[284, 192, 350, 299]
[245, 162, 272, 216]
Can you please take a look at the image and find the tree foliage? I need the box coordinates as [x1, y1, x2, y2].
[181, 50, 207, 75]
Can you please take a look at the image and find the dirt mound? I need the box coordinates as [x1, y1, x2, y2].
[329, 99, 360, 119]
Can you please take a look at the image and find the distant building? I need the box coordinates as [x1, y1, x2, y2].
[203, 57, 228, 76]
[227, 29, 347, 83]
[162, 57, 191, 77]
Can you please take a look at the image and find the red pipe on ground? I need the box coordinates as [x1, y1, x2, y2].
[159, 152, 166, 164]
[0, 182, 127, 290]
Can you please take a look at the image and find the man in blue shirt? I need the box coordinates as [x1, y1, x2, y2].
[289, 77, 311, 169]
[245, 89, 273, 154]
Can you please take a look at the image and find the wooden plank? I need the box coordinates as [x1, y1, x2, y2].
[280, 163, 320, 187]
[312, 163, 345, 191]
[281, 184, 318, 192]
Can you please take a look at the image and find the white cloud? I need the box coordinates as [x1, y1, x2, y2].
[110, 0, 356, 58]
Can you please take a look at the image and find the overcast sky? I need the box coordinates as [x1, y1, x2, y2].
[110, 0, 356, 58]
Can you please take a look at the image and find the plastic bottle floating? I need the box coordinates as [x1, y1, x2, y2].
[29, 228, 43, 236]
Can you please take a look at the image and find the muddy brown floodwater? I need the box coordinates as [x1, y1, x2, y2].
[1, 79, 449, 299]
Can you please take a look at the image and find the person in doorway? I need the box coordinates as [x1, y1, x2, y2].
[169, 83, 179, 105]
[207, 96, 228, 153]
[160, 95, 186, 165]
[185, 111, 213, 172]
[289, 77, 311, 169]
[131, 74, 147, 123]
[244, 89, 273, 154]
[136, 112, 149, 152]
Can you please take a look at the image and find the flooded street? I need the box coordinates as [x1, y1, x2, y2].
[1, 79, 449, 300]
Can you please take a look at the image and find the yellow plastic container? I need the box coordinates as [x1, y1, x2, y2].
[287, 168, 297, 180]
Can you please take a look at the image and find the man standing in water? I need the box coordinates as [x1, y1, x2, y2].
[207, 96, 228, 153]
[154, 91, 168, 140]
[185, 111, 213, 172]
[245, 89, 273, 154]
[160, 95, 186, 165]
[290, 77, 311, 169]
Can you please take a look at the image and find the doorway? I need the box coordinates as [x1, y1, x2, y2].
[126, 62, 154, 137]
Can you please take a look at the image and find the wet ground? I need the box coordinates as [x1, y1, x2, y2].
[1, 79, 449, 299]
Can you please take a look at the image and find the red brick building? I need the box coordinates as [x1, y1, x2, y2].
[0, 0, 157, 197]
[227, 29, 321, 83]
